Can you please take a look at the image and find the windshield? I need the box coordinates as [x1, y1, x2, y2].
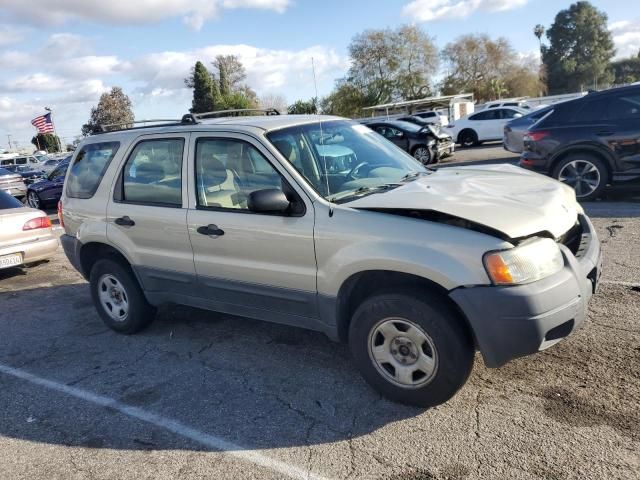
[388, 121, 422, 133]
[267, 120, 427, 203]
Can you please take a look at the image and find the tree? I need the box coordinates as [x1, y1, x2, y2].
[186, 61, 219, 114]
[319, 82, 370, 118]
[534, 24, 545, 49]
[81, 87, 134, 135]
[345, 25, 438, 105]
[440, 34, 544, 102]
[31, 133, 61, 152]
[612, 55, 640, 85]
[258, 93, 288, 113]
[288, 98, 317, 114]
[541, 1, 615, 94]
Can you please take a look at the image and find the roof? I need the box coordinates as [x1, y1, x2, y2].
[90, 114, 346, 140]
[361, 94, 474, 111]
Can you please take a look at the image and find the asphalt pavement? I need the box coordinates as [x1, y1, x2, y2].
[1, 145, 638, 479]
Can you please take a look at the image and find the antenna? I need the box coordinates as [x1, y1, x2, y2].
[312, 57, 331, 205]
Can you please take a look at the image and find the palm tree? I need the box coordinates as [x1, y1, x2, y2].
[534, 24, 545, 50]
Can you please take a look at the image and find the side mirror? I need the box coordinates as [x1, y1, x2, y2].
[248, 188, 291, 214]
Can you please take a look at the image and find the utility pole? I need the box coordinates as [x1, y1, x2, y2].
[6, 134, 12, 150]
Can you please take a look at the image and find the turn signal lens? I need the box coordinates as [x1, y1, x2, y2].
[484, 238, 564, 285]
[23, 216, 52, 231]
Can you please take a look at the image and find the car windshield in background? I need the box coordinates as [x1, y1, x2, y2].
[388, 121, 422, 133]
[267, 120, 427, 203]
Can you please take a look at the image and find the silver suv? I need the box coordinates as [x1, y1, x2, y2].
[60, 111, 602, 407]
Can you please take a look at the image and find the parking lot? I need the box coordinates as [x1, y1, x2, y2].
[0, 145, 638, 480]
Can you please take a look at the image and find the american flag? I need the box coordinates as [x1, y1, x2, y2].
[31, 113, 55, 134]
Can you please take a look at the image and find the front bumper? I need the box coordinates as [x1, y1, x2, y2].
[450, 214, 601, 368]
[433, 140, 454, 159]
[2, 184, 27, 198]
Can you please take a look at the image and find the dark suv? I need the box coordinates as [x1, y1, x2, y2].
[520, 85, 640, 200]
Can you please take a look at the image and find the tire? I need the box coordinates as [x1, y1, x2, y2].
[89, 258, 156, 334]
[412, 145, 432, 165]
[27, 191, 41, 209]
[348, 291, 474, 408]
[458, 129, 478, 148]
[551, 152, 608, 201]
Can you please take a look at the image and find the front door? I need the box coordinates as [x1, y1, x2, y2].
[604, 90, 640, 177]
[186, 132, 318, 326]
[106, 133, 195, 294]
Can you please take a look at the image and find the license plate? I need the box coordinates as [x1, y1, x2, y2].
[0, 253, 22, 269]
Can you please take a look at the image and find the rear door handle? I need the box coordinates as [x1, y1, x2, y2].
[114, 216, 135, 227]
[197, 224, 224, 236]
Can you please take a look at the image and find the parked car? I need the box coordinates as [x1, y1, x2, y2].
[412, 110, 449, 126]
[365, 119, 454, 164]
[479, 100, 531, 110]
[0, 190, 58, 270]
[520, 84, 640, 200]
[40, 158, 62, 174]
[445, 107, 527, 147]
[0, 155, 41, 169]
[59, 112, 601, 408]
[0, 167, 27, 199]
[26, 160, 70, 209]
[503, 106, 553, 153]
[3, 164, 45, 185]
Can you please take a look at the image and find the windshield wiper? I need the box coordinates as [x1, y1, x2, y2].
[328, 183, 401, 203]
[401, 170, 433, 181]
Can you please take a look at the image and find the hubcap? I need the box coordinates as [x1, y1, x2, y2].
[97, 274, 129, 322]
[558, 160, 601, 198]
[368, 318, 438, 389]
[413, 148, 431, 164]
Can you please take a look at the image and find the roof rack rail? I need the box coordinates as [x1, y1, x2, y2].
[189, 108, 281, 121]
[99, 118, 191, 133]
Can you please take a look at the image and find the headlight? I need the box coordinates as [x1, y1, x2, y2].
[483, 238, 564, 285]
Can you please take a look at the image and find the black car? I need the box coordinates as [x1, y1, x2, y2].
[26, 160, 70, 209]
[3, 164, 45, 185]
[364, 120, 454, 165]
[520, 85, 640, 200]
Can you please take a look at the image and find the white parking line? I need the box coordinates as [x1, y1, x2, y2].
[600, 280, 640, 288]
[0, 363, 331, 480]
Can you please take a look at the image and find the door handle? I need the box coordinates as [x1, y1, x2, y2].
[197, 224, 225, 236]
[596, 130, 614, 137]
[114, 216, 135, 227]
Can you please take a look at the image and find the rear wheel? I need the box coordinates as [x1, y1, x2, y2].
[349, 291, 474, 407]
[552, 153, 608, 201]
[458, 129, 478, 148]
[412, 145, 432, 165]
[90, 258, 156, 334]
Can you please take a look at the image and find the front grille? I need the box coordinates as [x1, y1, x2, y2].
[558, 215, 590, 258]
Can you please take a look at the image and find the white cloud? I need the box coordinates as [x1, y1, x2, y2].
[4, 73, 68, 92]
[402, 0, 528, 22]
[610, 18, 640, 59]
[0, 0, 290, 31]
[40, 33, 92, 59]
[0, 24, 24, 46]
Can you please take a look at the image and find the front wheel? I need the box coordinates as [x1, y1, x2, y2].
[552, 153, 608, 201]
[412, 146, 432, 165]
[458, 129, 478, 148]
[27, 191, 41, 209]
[349, 291, 474, 408]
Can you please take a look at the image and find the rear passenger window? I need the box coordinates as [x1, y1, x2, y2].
[607, 93, 640, 121]
[67, 142, 120, 198]
[571, 99, 608, 123]
[121, 139, 184, 206]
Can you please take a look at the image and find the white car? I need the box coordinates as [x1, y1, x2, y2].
[413, 110, 449, 126]
[445, 107, 527, 147]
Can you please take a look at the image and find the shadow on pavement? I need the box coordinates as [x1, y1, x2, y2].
[0, 283, 422, 453]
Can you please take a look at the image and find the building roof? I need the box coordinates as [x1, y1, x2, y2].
[361, 94, 474, 112]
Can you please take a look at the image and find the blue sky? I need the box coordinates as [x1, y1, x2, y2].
[0, 0, 638, 148]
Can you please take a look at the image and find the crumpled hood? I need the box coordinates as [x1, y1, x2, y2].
[348, 164, 579, 240]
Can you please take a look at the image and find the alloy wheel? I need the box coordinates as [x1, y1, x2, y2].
[558, 159, 601, 198]
[97, 274, 129, 322]
[413, 147, 431, 165]
[368, 317, 438, 389]
[27, 191, 40, 209]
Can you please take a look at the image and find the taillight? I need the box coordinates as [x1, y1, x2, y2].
[57, 201, 65, 228]
[524, 131, 549, 142]
[23, 216, 52, 231]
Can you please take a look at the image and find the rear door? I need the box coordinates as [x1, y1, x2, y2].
[186, 132, 318, 325]
[106, 133, 196, 294]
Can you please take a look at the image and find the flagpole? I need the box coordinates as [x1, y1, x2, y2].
[44, 106, 62, 152]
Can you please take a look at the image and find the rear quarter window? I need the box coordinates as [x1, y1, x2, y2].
[66, 141, 120, 199]
[0, 190, 23, 209]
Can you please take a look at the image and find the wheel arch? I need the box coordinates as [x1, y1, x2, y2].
[79, 241, 134, 280]
[333, 270, 475, 346]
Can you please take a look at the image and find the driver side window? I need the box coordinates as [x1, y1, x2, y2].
[195, 138, 283, 210]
